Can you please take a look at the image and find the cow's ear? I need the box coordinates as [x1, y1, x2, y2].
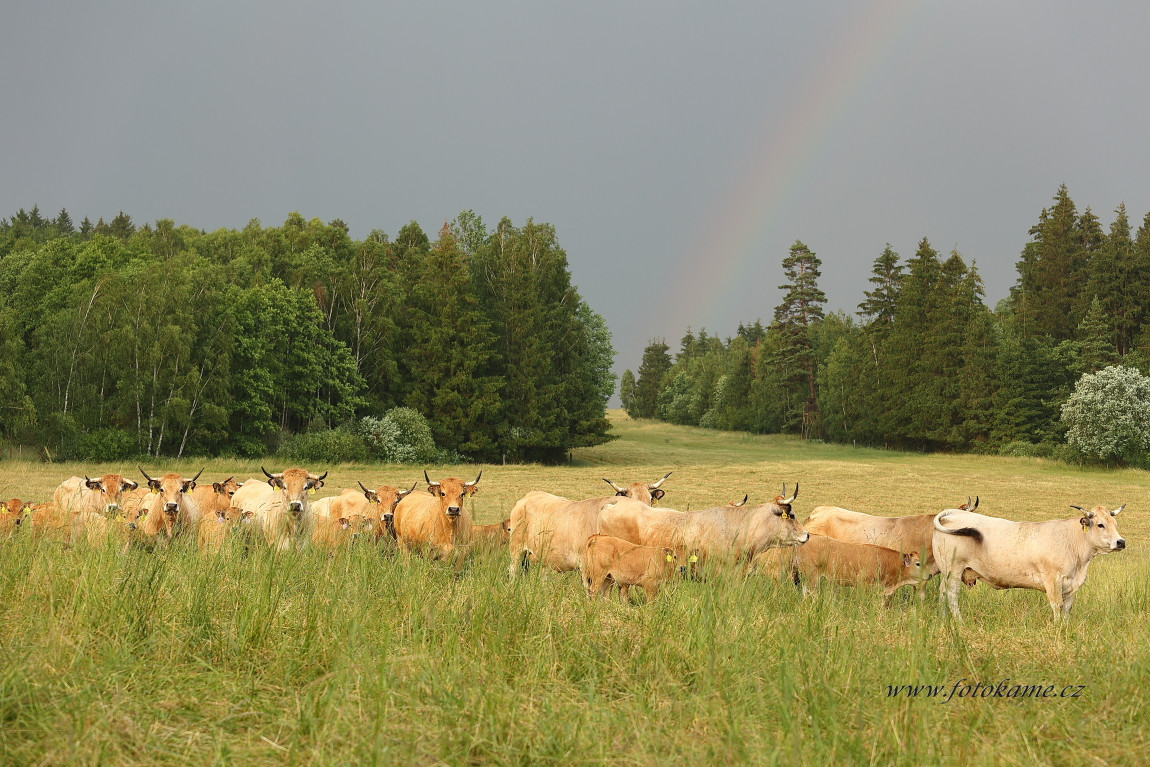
[651, 488, 666, 501]
[85, 478, 102, 490]
[902, 554, 913, 567]
[466, 484, 479, 496]
[772, 508, 784, 517]
[213, 482, 224, 493]
[1079, 517, 1089, 529]
[339, 517, 350, 529]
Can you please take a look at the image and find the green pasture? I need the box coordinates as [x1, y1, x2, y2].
[1, 413, 1148, 765]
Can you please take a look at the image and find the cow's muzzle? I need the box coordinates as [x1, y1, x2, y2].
[797, 532, 810, 544]
[289, 501, 305, 514]
[1115, 539, 1126, 550]
[164, 502, 179, 513]
[446, 506, 461, 517]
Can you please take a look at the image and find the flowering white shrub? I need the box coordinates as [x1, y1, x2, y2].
[358, 408, 437, 464]
[1061, 365, 1150, 462]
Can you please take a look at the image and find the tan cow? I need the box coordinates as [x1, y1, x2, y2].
[756, 534, 926, 605]
[933, 504, 1126, 621]
[197, 506, 250, 553]
[230, 467, 327, 551]
[28, 502, 68, 542]
[313, 481, 416, 543]
[54, 473, 140, 546]
[0, 499, 33, 536]
[135, 468, 204, 544]
[596, 483, 809, 564]
[802, 497, 977, 577]
[392, 471, 482, 559]
[508, 472, 673, 578]
[581, 534, 687, 602]
[190, 476, 242, 523]
[312, 512, 375, 551]
[472, 518, 512, 551]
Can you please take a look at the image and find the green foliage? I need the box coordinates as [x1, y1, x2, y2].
[1061, 365, 1150, 464]
[76, 428, 139, 462]
[277, 427, 369, 463]
[634, 340, 671, 418]
[358, 408, 437, 464]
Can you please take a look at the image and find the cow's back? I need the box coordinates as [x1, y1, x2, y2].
[53, 477, 85, 514]
[807, 506, 935, 560]
[232, 480, 286, 546]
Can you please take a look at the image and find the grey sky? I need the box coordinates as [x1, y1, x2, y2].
[5, 1, 1150, 388]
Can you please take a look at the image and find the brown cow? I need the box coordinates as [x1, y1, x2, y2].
[508, 472, 673, 577]
[802, 497, 978, 578]
[472, 518, 512, 551]
[311, 512, 375, 551]
[596, 483, 808, 564]
[392, 471, 481, 559]
[190, 476, 242, 522]
[0, 499, 33, 536]
[197, 506, 250, 553]
[756, 533, 927, 605]
[581, 534, 688, 603]
[314, 481, 416, 543]
[231, 467, 328, 550]
[28, 502, 68, 542]
[54, 473, 140, 547]
[135, 468, 204, 543]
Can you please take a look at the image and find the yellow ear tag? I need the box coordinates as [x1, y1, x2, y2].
[689, 554, 699, 563]
[1081, 521, 1088, 532]
[150, 488, 158, 495]
[309, 487, 316, 495]
[665, 553, 674, 563]
[2, 509, 9, 515]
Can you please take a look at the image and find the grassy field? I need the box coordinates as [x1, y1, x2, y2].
[1, 412, 1148, 765]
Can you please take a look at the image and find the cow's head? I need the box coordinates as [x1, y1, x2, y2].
[901, 552, 926, 581]
[660, 545, 697, 578]
[140, 467, 202, 519]
[211, 476, 241, 502]
[424, 470, 480, 519]
[1071, 504, 1126, 552]
[957, 496, 980, 511]
[360, 481, 416, 535]
[603, 471, 672, 505]
[262, 467, 326, 515]
[83, 474, 138, 515]
[769, 482, 809, 545]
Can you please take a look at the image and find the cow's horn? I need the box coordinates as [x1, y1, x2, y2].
[603, 478, 625, 493]
[732, 494, 748, 507]
[781, 482, 799, 505]
[401, 481, 417, 495]
[358, 480, 373, 496]
[650, 471, 672, 489]
[139, 466, 155, 484]
[1111, 504, 1125, 516]
[1070, 504, 1085, 511]
[424, 470, 440, 487]
[972, 496, 979, 510]
[189, 468, 204, 484]
[261, 466, 277, 480]
[464, 470, 482, 487]
[315, 471, 328, 482]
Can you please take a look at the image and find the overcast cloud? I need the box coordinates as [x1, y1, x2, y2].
[4, 1, 1149, 390]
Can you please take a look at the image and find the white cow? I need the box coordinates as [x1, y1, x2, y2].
[932, 504, 1126, 621]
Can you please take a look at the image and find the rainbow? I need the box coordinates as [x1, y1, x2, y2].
[656, 0, 925, 337]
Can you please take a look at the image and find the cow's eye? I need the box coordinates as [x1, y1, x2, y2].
[1098, 523, 1105, 529]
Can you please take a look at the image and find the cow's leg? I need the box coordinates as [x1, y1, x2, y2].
[1043, 574, 1066, 620]
[938, 571, 962, 621]
[617, 582, 630, 604]
[1061, 588, 1077, 617]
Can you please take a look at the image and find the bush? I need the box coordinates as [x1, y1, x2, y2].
[997, 440, 1055, 459]
[357, 408, 437, 464]
[277, 428, 369, 463]
[1061, 365, 1150, 464]
[76, 428, 138, 462]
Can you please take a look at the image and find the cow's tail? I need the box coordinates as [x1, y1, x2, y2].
[932, 510, 983, 544]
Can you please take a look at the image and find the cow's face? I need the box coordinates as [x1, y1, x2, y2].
[770, 483, 809, 545]
[500, 518, 512, 538]
[212, 477, 241, 503]
[660, 546, 696, 578]
[84, 474, 138, 515]
[263, 467, 326, 515]
[344, 514, 375, 539]
[366, 483, 415, 535]
[141, 468, 202, 519]
[425, 471, 481, 519]
[604, 472, 672, 505]
[901, 553, 927, 580]
[1078, 505, 1126, 552]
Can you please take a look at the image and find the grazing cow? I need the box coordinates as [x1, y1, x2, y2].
[135, 468, 204, 543]
[597, 483, 809, 564]
[197, 506, 250, 553]
[508, 472, 674, 577]
[230, 467, 327, 551]
[1, 499, 33, 536]
[756, 534, 926, 605]
[802, 497, 978, 578]
[932, 504, 1127, 621]
[581, 534, 688, 603]
[392, 471, 482, 559]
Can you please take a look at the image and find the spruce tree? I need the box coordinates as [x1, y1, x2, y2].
[771, 240, 826, 437]
[857, 243, 903, 328]
[634, 340, 671, 418]
[1012, 185, 1089, 340]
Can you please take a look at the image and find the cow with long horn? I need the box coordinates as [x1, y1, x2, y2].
[392, 470, 484, 559]
[230, 466, 327, 550]
[136, 467, 205, 544]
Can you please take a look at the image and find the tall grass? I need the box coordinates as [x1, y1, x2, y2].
[2, 414, 1149, 764]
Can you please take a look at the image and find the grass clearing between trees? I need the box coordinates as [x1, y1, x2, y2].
[2, 412, 1149, 765]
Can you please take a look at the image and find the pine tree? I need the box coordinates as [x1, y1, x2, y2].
[1085, 204, 1134, 353]
[772, 240, 826, 437]
[1012, 185, 1089, 340]
[79, 217, 93, 238]
[634, 340, 671, 418]
[54, 208, 74, 236]
[109, 211, 135, 240]
[857, 243, 903, 328]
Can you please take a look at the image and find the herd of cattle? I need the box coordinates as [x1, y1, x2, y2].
[1, 466, 1129, 620]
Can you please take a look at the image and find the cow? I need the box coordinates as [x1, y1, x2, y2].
[581, 534, 689, 603]
[508, 472, 674, 578]
[472, 518, 512, 551]
[28, 502, 68, 542]
[932, 503, 1126, 621]
[230, 467, 327, 551]
[756, 534, 927, 605]
[197, 506, 250, 553]
[802, 497, 978, 579]
[596, 483, 809, 565]
[392, 471, 481, 559]
[190, 476, 242, 524]
[135, 468, 204, 544]
[53, 473, 140, 547]
[312, 512, 375, 551]
[313, 481, 416, 543]
[0, 499, 33, 536]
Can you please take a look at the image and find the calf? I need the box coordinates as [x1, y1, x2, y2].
[933, 504, 1126, 621]
[472, 518, 512, 551]
[1, 499, 33, 536]
[197, 507, 251, 553]
[312, 513, 375, 551]
[757, 534, 926, 605]
[581, 534, 687, 603]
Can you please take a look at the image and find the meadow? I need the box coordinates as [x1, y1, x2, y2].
[1, 413, 1148, 766]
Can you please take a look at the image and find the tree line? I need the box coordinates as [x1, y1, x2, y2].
[0, 208, 616, 463]
[621, 185, 1150, 460]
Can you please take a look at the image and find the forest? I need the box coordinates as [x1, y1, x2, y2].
[621, 185, 1150, 464]
[0, 209, 616, 464]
